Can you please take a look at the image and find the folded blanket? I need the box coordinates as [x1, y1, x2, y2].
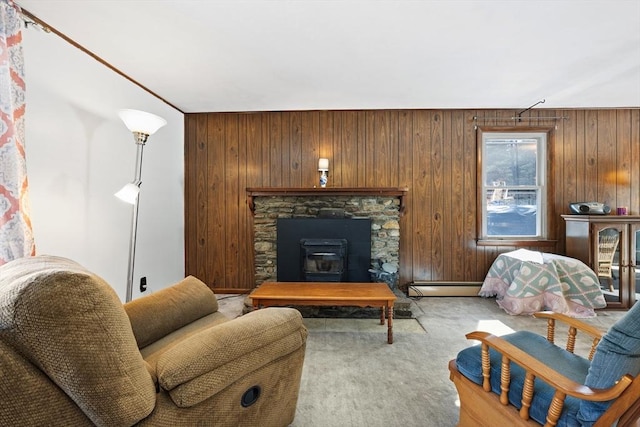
[480, 250, 606, 318]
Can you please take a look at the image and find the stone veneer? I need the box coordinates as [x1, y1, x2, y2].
[252, 195, 401, 286]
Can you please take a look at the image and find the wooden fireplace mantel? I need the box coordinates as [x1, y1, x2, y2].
[246, 187, 408, 214]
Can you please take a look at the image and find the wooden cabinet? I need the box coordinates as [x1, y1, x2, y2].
[563, 215, 640, 309]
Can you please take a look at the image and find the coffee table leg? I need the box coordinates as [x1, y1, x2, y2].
[380, 306, 385, 325]
[387, 304, 393, 344]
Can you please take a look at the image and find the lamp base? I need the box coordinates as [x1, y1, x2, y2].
[319, 170, 328, 188]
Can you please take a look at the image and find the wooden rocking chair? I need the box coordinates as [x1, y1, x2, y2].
[449, 308, 640, 427]
[597, 231, 620, 292]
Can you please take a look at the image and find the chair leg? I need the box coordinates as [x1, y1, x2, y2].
[609, 277, 614, 292]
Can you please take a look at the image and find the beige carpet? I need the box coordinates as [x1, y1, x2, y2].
[217, 295, 627, 427]
[292, 326, 447, 427]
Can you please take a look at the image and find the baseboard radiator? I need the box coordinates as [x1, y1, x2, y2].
[408, 281, 483, 297]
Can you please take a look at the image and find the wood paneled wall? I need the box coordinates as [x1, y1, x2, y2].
[184, 109, 640, 293]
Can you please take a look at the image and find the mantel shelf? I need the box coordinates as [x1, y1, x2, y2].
[246, 187, 409, 214]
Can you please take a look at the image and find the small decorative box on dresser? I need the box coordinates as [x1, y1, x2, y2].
[562, 215, 640, 309]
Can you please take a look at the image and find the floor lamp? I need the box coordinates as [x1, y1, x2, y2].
[115, 109, 167, 302]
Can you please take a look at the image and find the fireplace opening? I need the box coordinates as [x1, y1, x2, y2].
[301, 239, 348, 282]
[277, 218, 371, 282]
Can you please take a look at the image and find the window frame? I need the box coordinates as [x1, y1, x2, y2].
[477, 126, 553, 245]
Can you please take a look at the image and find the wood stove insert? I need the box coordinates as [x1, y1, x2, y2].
[277, 218, 372, 282]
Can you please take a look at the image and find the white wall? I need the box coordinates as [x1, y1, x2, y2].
[22, 26, 185, 301]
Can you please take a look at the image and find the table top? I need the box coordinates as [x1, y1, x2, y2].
[250, 282, 397, 302]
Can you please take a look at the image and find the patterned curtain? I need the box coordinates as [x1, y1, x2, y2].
[0, 0, 35, 265]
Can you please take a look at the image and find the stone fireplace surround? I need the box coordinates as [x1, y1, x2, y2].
[247, 187, 411, 318]
[248, 187, 407, 286]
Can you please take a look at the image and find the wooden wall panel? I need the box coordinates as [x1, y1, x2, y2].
[575, 111, 586, 201]
[301, 111, 319, 187]
[412, 110, 432, 281]
[207, 116, 225, 288]
[632, 110, 640, 212]
[450, 111, 465, 279]
[289, 112, 302, 187]
[463, 111, 478, 281]
[430, 112, 444, 280]
[184, 108, 640, 292]
[356, 111, 367, 186]
[398, 111, 413, 286]
[584, 111, 599, 202]
[183, 115, 197, 277]
[616, 110, 632, 209]
[237, 115, 251, 288]
[194, 115, 209, 282]
[597, 110, 617, 207]
[224, 115, 239, 285]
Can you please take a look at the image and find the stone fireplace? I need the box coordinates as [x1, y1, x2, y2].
[246, 187, 410, 317]
[247, 187, 407, 287]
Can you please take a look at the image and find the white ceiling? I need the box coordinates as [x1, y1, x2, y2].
[17, 0, 640, 113]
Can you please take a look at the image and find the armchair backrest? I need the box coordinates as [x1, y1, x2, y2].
[0, 256, 156, 427]
[578, 301, 640, 424]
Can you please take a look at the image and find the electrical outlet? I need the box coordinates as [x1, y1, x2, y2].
[140, 276, 147, 293]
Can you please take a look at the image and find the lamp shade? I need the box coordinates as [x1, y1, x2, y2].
[114, 182, 141, 205]
[318, 158, 329, 170]
[118, 109, 167, 135]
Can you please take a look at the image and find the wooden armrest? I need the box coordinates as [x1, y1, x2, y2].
[533, 311, 604, 359]
[467, 331, 630, 401]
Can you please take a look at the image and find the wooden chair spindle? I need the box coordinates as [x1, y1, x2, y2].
[546, 318, 555, 344]
[520, 372, 535, 420]
[481, 343, 491, 392]
[566, 326, 577, 353]
[545, 391, 566, 427]
[500, 356, 510, 405]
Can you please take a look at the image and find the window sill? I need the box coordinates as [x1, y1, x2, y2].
[476, 239, 557, 247]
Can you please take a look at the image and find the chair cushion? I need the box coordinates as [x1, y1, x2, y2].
[577, 302, 640, 425]
[456, 330, 591, 426]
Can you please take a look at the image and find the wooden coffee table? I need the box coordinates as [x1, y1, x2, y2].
[250, 282, 397, 344]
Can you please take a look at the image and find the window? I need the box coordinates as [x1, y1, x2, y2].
[480, 130, 547, 240]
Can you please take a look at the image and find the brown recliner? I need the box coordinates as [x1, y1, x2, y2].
[0, 255, 307, 426]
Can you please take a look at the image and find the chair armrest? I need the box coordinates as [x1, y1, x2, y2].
[467, 331, 632, 402]
[125, 276, 219, 348]
[155, 307, 308, 407]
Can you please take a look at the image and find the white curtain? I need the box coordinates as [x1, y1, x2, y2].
[0, 0, 35, 265]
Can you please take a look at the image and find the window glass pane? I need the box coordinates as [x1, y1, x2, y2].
[486, 189, 537, 236]
[484, 138, 538, 186]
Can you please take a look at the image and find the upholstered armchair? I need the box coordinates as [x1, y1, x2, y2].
[450, 307, 640, 426]
[0, 255, 308, 426]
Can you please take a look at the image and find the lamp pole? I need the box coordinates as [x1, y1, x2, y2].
[125, 142, 145, 303]
[116, 109, 166, 303]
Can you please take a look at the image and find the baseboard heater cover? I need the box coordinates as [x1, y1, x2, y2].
[408, 282, 483, 297]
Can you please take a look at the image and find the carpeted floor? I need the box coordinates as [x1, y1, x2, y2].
[292, 321, 454, 427]
[216, 295, 627, 427]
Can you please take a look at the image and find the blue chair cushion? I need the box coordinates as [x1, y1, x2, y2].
[577, 302, 640, 426]
[456, 330, 591, 426]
